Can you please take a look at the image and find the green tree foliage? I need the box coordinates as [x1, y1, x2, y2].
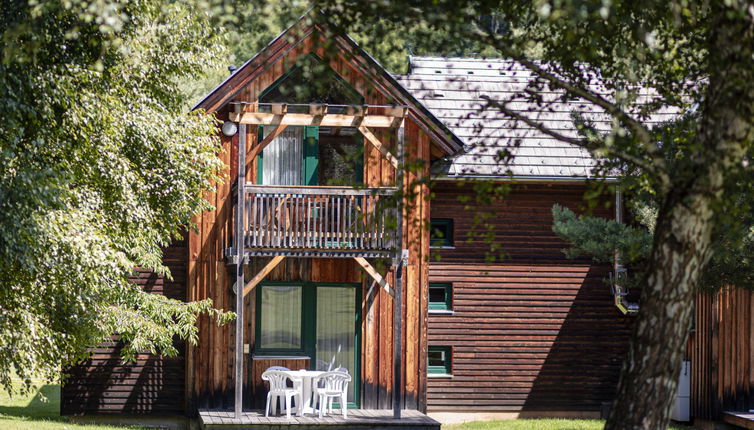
[551, 204, 650, 264]
[0, 0, 234, 392]
[552, 114, 754, 293]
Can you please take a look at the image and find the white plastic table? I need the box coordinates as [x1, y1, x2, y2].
[284, 369, 324, 416]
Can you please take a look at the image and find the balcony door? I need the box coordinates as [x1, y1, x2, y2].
[258, 125, 318, 186]
[257, 126, 363, 186]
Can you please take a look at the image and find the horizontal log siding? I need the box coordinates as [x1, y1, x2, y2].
[427, 182, 634, 412]
[61, 238, 187, 415]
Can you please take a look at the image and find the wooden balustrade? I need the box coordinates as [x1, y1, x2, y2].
[243, 185, 398, 253]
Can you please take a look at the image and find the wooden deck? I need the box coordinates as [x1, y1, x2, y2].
[199, 409, 440, 430]
[723, 411, 754, 429]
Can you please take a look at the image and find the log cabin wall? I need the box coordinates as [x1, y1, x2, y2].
[427, 182, 634, 412]
[61, 238, 188, 415]
[186, 28, 432, 413]
[690, 287, 754, 420]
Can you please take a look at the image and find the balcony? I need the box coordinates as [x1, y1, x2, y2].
[241, 185, 398, 258]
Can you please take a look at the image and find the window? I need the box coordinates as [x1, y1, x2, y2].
[429, 283, 452, 312]
[428, 346, 452, 376]
[257, 285, 303, 352]
[430, 218, 454, 248]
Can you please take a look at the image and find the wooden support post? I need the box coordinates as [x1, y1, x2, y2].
[243, 256, 285, 297]
[359, 126, 399, 169]
[354, 257, 395, 296]
[393, 121, 405, 419]
[247, 124, 288, 162]
[234, 123, 247, 419]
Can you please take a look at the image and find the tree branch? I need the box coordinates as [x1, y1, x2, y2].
[474, 29, 671, 190]
[481, 96, 662, 176]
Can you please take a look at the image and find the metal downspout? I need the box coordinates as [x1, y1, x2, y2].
[613, 188, 639, 315]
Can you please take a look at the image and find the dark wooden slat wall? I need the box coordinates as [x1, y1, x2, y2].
[427, 182, 634, 412]
[690, 287, 754, 420]
[187, 28, 433, 413]
[61, 238, 188, 415]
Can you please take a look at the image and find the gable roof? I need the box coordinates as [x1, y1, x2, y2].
[193, 12, 464, 156]
[397, 57, 677, 180]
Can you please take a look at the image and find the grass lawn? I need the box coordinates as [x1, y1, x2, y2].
[0, 381, 143, 430]
[444, 419, 693, 430]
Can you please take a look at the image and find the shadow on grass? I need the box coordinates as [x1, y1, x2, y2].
[0, 384, 64, 421]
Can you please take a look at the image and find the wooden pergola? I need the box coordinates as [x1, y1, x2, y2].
[229, 102, 408, 419]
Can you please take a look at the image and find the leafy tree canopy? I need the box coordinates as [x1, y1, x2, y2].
[0, 0, 234, 392]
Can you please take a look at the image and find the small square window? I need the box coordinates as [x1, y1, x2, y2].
[428, 346, 452, 375]
[430, 218, 454, 248]
[429, 283, 452, 311]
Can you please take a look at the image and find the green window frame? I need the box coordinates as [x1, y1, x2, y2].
[428, 346, 452, 375]
[430, 218, 454, 248]
[429, 283, 452, 311]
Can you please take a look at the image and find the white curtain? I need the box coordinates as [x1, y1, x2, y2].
[316, 286, 356, 402]
[262, 126, 303, 185]
[259, 285, 302, 350]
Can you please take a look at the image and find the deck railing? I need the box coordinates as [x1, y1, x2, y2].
[243, 185, 398, 253]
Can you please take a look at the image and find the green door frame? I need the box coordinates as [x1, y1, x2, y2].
[254, 281, 362, 408]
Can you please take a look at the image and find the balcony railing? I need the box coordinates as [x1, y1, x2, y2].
[242, 185, 398, 256]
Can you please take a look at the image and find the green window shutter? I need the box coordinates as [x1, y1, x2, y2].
[303, 126, 319, 185]
[256, 125, 264, 184]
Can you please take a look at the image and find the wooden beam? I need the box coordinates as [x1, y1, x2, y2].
[271, 103, 288, 115]
[354, 257, 395, 296]
[309, 104, 328, 116]
[244, 184, 397, 196]
[359, 126, 399, 169]
[243, 256, 285, 297]
[248, 124, 288, 162]
[229, 112, 402, 128]
[234, 123, 247, 419]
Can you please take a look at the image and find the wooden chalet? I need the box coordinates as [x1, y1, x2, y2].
[60, 12, 754, 429]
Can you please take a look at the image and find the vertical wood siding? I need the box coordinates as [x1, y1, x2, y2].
[427, 182, 634, 412]
[690, 287, 754, 419]
[61, 238, 188, 415]
[187, 29, 432, 413]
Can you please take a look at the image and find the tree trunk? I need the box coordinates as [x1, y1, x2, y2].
[605, 4, 754, 429]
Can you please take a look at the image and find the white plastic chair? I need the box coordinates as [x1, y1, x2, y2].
[312, 371, 351, 418]
[261, 369, 301, 419]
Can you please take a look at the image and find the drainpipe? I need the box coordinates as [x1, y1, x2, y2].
[613, 187, 639, 315]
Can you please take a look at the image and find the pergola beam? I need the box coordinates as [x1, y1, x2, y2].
[229, 112, 404, 128]
[354, 257, 395, 296]
[359, 126, 399, 169]
[242, 256, 285, 297]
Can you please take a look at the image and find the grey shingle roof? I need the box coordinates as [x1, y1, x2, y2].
[396, 56, 677, 180]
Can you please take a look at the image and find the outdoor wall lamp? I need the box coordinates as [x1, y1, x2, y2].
[222, 121, 238, 137]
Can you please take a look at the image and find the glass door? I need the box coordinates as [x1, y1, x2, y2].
[315, 284, 359, 406]
[257, 125, 319, 185]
